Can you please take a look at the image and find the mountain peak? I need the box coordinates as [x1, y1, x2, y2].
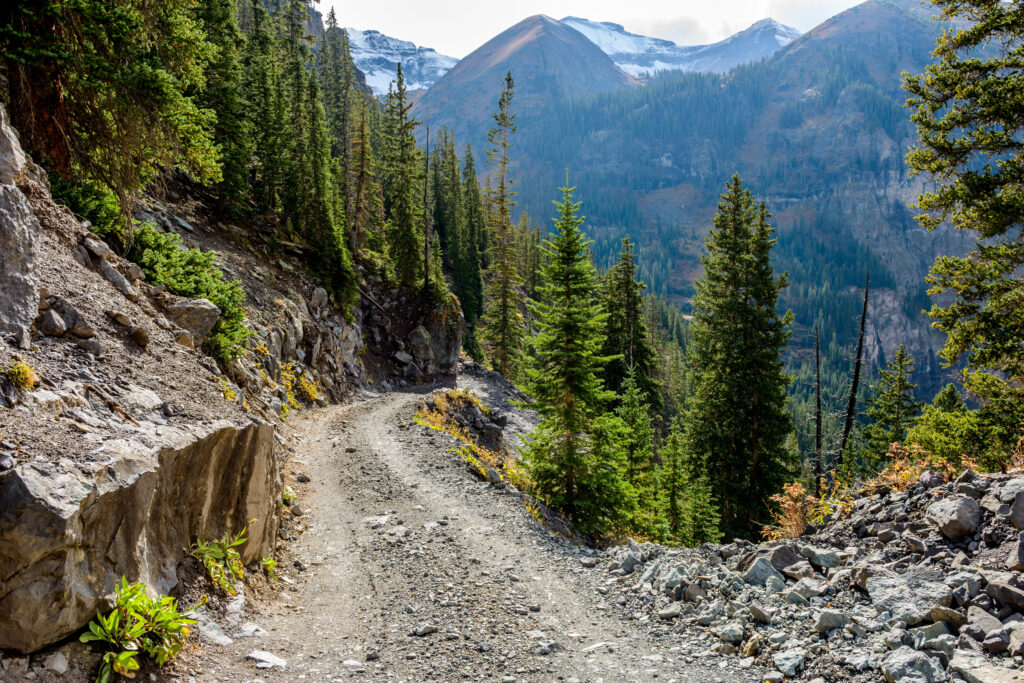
[346, 27, 457, 96]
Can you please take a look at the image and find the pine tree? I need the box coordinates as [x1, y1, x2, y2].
[460, 145, 486, 358]
[241, 0, 285, 214]
[381, 65, 425, 286]
[617, 370, 665, 539]
[660, 418, 722, 546]
[904, 0, 1024, 418]
[601, 237, 661, 410]
[348, 95, 386, 258]
[480, 72, 526, 378]
[523, 180, 633, 537]
[682, 175, 794, 538]
[195, 0, 251, 209]
[862, 344, 922, 466]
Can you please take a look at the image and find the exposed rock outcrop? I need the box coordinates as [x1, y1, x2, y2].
[0, 421, 280, 653]
[0, 105, 39, 348]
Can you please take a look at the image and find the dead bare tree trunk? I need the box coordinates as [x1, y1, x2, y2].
[814, 324, 823, 497]
[836, 270, 870, 474]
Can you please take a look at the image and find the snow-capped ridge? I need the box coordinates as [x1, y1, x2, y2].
[346, 27, 458, 96]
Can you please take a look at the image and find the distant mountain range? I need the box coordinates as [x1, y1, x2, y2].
[560, 16, 801, 76]
[345, 15, 800, 97]
[345, 28, 457, 96]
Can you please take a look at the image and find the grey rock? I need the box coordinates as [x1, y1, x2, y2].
[983, 629, 1009, 654]
[0, 422, 281, 653]
[393, 350, 413, 365]
[800, 545, 841, 568]
[162, 297, 220, 344]
[998, 478, 1024, 504]
[194, 606, 233, 646]
[310, 287, 329, 309]
[742, 557, 784, 587]
[919, 470, 945, 489]
[1007, 532, 1024, 572]
[82, 234, 111, 260]
[43, 652, 68, 674]
[657, 603, 681, 619]
[1009, 491, 1024, 530]
[987, 582, 1024, 613]
[49, 298, 93, 338]
[967, 606, 1004, 636]
[0, 453, 14, 470]
[0, 103, 29, 185]
[580, 557, 599, 568]
[772, 649, 805, 677]
[0, 184, 40, 343]
[950, 652, 1024, 683]
[881, 647, 944, 683]
[784, 590, 810, 606]
[815, 609, 851, 633]
[904, 534, 928, 554]
[74, 338, 102, 356]
[713, 621, 744, 644]
[791, 577, 826, 599]
[748, 602, 773, 625]
[781, 560, 814, 580]
[246, 650, 286, 668]
[412, 623, 438, 637]
[38, 310, 66, 337]
[97, 259, 138, 302]
[867, 572, 952, 626]
[408, 325, 434, 370]
[926, 496, 981, 540]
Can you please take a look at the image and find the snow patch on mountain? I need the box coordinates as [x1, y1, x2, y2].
[560, 16, 801, 77]
[346, 28, 458, 96]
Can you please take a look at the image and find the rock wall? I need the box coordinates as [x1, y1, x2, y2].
[0, 421, 279, 654]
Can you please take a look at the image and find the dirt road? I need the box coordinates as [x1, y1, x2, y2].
[190, 381, 762, 682]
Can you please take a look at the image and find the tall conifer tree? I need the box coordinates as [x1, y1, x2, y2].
[524, 180, 633, 537]
[602, 237, 660, 410]
[682, 175, 793, 537]
[481, 72, 526, 379]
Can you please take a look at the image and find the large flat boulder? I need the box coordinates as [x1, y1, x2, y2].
[0, 421, 281, 653]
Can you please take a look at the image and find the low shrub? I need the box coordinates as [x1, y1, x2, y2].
[80, 577, 200, 683]
[2, 358, 38, 390]
[129, 223, 250, 363]
[188, 526, 247, 595]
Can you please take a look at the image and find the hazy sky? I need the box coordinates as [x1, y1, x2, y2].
[325, 0, 865, 58]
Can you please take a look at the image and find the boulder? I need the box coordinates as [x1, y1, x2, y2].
[998, 478, 1024, 504]
[37, 309, 66, 337]
[772, 649, 805, 677]
[1009, 491, 1024, 531]
[926, 496, 981, 540]
[867, 571, 952, 626]
[408, 325, 434, 369]
[950, 652, 1024, 683]
[742, 557, 784, 587]
[800, 545, 841, 568]
[986, 582, 1024, 613]
[1008, 532, 1024, 572]
[97, 258, 138, 302]
[881, 647, 944, 683]
[162, 297, 220, 344]
[422, 301, 463, 374]
[814, 609, 851, 633]
[919, 470, 944, 489]
[49, 297, 93, 338]
[0, 421, 280, 653]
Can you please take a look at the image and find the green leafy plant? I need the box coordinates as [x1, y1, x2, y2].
[129, 223, 251, 363]
[2, 358, 38, 390]
[261, 556, 278, 582]
[188, 526, 247, 595]
[80, 577, 200, 683]
[282, 486, 296, 506]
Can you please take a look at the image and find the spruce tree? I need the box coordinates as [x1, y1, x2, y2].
[460, 145, 486, 358]
[601, 237, 661, 410]
[381, 65, 425, 286]
[660, 418, 722, 546]
[617, 370, 665, 539]
[348, 95, 386, 258]
[682, 175, 793, 538]
[481, 72, 526, 379]
[195, 0, 251, 209]
[523, 180, 633, 537]
[862, 344, 921, 466]
[904, 0, 1024, 419]
[241, 0, 285, 214]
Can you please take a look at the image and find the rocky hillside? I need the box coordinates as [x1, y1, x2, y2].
[0, 101, 461, 658]
[592, 468, 1024, 682]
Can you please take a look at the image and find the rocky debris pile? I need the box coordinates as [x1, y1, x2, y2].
[586, 469, 1024, 682]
